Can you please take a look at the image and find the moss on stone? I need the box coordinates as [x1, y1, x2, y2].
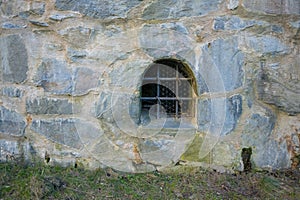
[181, 133, 211, 163]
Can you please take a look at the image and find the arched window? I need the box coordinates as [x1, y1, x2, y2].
[140, 59, 196, 121]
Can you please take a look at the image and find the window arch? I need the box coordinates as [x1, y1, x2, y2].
[140, 59, 196, 120]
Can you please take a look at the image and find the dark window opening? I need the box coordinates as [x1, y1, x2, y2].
[140, 59, 195, 120]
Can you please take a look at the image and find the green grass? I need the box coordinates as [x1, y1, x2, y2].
[0, 161, 299, 199]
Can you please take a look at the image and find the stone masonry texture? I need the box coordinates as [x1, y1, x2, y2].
[0, 0, 299, 172]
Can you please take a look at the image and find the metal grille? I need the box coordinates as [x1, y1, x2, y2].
[141, 60, 194, 119]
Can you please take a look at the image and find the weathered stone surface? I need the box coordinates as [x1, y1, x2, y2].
[0, 106, 26, 136]
[110, 60, 149, 88]
[72, 67, 99, 96]
[67, 48, 87, 62]
[0, 35, 28, 83]
[140, 23, 195, 61]
[254, 139, 290, 169]
[0, 0, 28, 17]
[0, 140, 19, 162]
[213, 142, 238, 167]
[33, 59, 72, 95]
[239, 35, 290, 55]
[197, 99, 211, 133]
[227, 0, 239, 10]
[2, 87, 23, 98]
[0, 0, 299, 172]
[55, 0, 141, 19]
[26, 97, 73, 115]
[290, 20, 300, 28]
[142, 0, 222, 20]
[242, 111, 276, 146]
[199, 37, 244, 93]
[213, 16, 266, 31]
[0, 0, 45, 18]
[95, 92, 113, 121]
[29, 20, 49, 27]
[223, 95, 243, 135]
[58, 26, 95, 48]
[242, 0, 300, 15]
[198, 95, 242, 135]
[19, 2, 45, 18]
[31, 119, 82, 149]
[2, 22, 26, 29]
[242, 110, 290, 169]
[256, 58, 300, 114]
[49, 13, 76, 21]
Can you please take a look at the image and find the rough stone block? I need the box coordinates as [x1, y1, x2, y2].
[256, 58, 300, 114]
[33, 59, 72, 95]
[198, 95, 243, 135]
[0, 106, 26, 136]
[213, 16, 265, 31]
[0, 0, 28, 17]
[139, 23, 195, 62]
[31, 119, 82, 149]
[0, 35, 28, 83]
[253, 139, 290, 169]
[227, 0, 239, 10]
[2, 87, 23, 98]
[19, 2, 45, 18]
[239, 35, 290, 55]
[0, 140, 19, 162]
[72, 67, 99, 96]
[58, 26, 95, 48]
[67, 48, 87, 62]
[198, 37, 244, 93]
[242, 0, 300, 15]
[55, 0, 141, 19]
[241, 110, 290, 168]
[26, 97, 73, 115]
[142, 0, 222, 19]
[2, 22, 27, 29]
[290, 20, 300, 28]
[242, 111, 276, 146]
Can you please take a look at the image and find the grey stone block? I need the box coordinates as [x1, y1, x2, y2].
[242, 0, 300, 15]
[213, 16, 264, 31]
[256, 59, 300, 114]
[142, 0, 222, 20]
[0, 35, 28, 83]
[31, 119, 82, 149]
[242, 112, 276, 146]
[198, 37, 244, 93]
[2, 87, 23, 98]
[49, 13, 76, 21]
[239, 35, 290, 55]
[72, 67, 99, 96]
[19, 2, 45, 18]
[2, 22, 26, 29]
[0, 140, 19, 162]
[55, 0, 141, 19]
[26, 97, 73, 115]
[139, 23, 195, 61]
[197, 95, 243, 135]
[67, 48, 87, 62]
[0, 106, 26, 136]
[253, 139, 290, 169]
[290, 20, 300, 28]
[33, 59, 72, 95]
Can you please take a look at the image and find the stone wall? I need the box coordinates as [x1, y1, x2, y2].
[0, 0, 299, 172]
